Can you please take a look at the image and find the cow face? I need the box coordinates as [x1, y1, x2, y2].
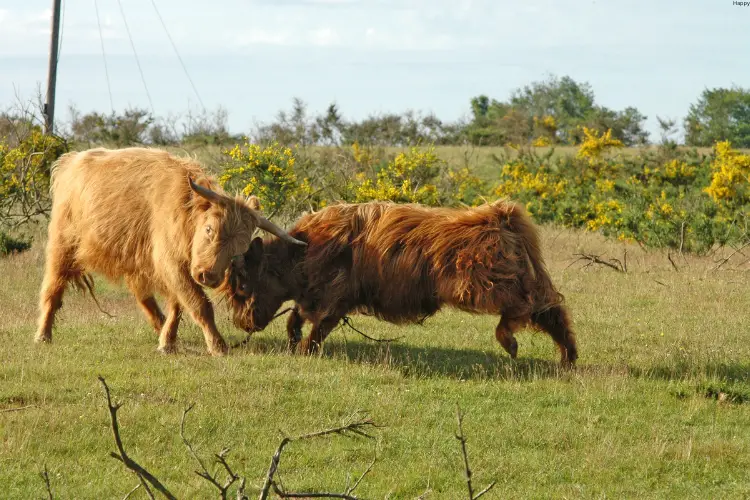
[228, 237, 289, 332]
[187, 179, 306, 288]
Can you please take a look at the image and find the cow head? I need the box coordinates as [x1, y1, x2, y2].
[188, 177, 305, 288]
[227, 237, 290, 333]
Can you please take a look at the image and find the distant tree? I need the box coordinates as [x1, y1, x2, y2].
[684, 87, 750, 148]
[510, 75, 596, 144]
[656, 115, 679, 147]
[68, 106, 153, 146]
[315, 103, 344, 146]
[466, 75, 649, 146]
[576, 106, 649, 146]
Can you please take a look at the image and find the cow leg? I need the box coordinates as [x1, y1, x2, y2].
[286, 306, 305, 351]
[35, 239, 75, 343]
[531, 305, 578, 366]
[494, 314, 529, 360]
[169, 275, 228, 356]
[298, 316, 341, 355]
[157, 300, 182, 354]
[126, 276, 165, 333]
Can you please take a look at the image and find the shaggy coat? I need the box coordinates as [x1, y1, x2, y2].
[226, 200, 577, 365]
[35, 147, 305, 355]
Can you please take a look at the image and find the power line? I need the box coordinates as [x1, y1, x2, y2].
[149, 0, 205, 111]
[94, 0, 114, 114]
[115, 0, 155, 114]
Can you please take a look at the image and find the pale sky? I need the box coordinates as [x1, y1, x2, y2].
[0, 0, 747, 139]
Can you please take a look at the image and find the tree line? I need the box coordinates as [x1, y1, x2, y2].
[2, 74, 749, 150]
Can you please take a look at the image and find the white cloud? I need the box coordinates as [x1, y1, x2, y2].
[232, 30, 293, 47]
[308, 27, 340, 46]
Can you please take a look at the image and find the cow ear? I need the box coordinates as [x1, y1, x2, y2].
[246, 195, 261, 210]
[245, 237, 264, 260]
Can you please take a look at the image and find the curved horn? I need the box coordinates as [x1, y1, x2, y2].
[188, 176, 227, 206]
[254, 214, 307, 246]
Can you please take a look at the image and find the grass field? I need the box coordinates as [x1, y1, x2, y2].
[2, 224, 749, 499]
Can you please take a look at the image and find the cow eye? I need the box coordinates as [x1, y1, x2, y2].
[205, 225, 213, 236]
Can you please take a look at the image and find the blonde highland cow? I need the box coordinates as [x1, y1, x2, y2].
[35, 147, 306, 355]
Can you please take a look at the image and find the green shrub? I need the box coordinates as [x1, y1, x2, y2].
[0, 231, 31, 256]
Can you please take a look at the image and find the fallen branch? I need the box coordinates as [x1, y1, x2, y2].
[667, 252, 679, 272]
[570, 253, 626, 273]
[342, 316, 403, 344]
[122, 483, 142, 500]
[455, 406, 496, 500]
[40, 465, 53, 500]
[180, 404, 242, 499]
[709, 241, 750, 273]
[259, 413, 379, 500]
[98, 375, 177, 500]
[0, 404, 37, 414]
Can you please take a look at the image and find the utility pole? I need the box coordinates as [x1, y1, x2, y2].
[44, 0, 62, 135]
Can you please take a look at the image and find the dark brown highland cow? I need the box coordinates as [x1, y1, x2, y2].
[226, 200, 578, 365]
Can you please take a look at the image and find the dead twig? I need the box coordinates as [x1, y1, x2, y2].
[259, 413, 379, 500]
[98, 375, 177, 500]
[40, 465, 53, 500]
[709, 241, 750, 273]
[570, 253, 626, 273]
[342, 316, 403, 344]
[122, 483, 142, 500]
[455, 406, 496, 500]
[679, 221, 686, 256]
[180, 404, 241, 499]
[667, 252, 679, 272]
[0, 404, 37, 414]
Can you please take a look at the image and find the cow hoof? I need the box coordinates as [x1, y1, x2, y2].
[157, 344, 178, 354]
[209, 341, 229, 357]
[34, 334, 52, 344]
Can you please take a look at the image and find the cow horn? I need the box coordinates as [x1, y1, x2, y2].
[254, 214, 307, 246]
[189, 177, 227, 206]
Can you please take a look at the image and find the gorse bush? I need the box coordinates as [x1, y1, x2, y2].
[219, 141, 316, 219]
[1, 124, 67, 229]
[491, 134, 749, 252]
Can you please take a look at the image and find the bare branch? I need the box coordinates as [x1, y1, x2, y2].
[667, 252, 679, 272]
[138, 476, 155, 500]
[271, 483, 360, 499]
[40, 465, 53, 500]
[122, 483, 142, 500]
[180, 404, 240, 499]
[570, 253, 626, 273]
[342, 316, 403, 343]
[0, 404, 37, 414]
[259, 414, 379, 500]
[455, 408, 474, 500]
[98, 375, 177, 500]
[455, 405, 496, 500]
[709, 241, 750, 273]
[345, 455, 376, 496]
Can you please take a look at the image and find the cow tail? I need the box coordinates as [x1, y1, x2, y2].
[72, 273, 115, 318]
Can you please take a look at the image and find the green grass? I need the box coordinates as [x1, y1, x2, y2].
[1, 228, 750, 498]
